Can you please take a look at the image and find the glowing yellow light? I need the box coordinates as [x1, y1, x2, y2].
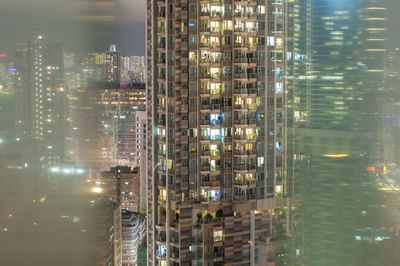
[8, 214, 13, 218]
[92, 187, 102, 193]
[323, 154, 350, 158]
[82, 229, 87, 232]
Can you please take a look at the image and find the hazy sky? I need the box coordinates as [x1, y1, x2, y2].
[0, 0, 146, 56]
[0, 0, 399, 57]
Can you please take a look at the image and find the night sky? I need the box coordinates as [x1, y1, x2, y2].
[0, 0, 400, 57]
[0, 0, 399, 58]
[0, 0, 146, 56]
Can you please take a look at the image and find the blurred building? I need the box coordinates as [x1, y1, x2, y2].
[93, 200, 122, 266]
[43, 44, 68, 166]
[92, 81, 145, 170]
[121, 210, 146, 265]
[0, 141, 46, 235]
[85, 45, 121, 83]
[27, 29, 45, 142]
[104, 44, 121, 83]
[13, 42, 29, 139]
[0, 93, 15, 141]
[25, 30, 68, 167]
[121, 56, 145, 83]
[66, 81, 145, 171]
[101, 166, 141, 213]
[292, 0, 387, 264]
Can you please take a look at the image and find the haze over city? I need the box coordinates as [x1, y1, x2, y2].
[1, 0, 400, 265]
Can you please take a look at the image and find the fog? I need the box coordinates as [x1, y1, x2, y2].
[1, 0, 400, 265]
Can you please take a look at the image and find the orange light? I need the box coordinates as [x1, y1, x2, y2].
[323, 154, 350, 158]
[366, 166, 376, 172]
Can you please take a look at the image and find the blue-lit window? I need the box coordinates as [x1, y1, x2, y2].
[189, 67, 197, 77]
[189, 20, 196, 30]
[276, 82, 283, 93]
[267, 36, 275, 46]
[211, 190, 221, 201]
[276, 142, 282, 153]
[210, 114, 221, 125]
[157, 245, 167, 257]
[210, 129, 221, 141]
[276, 68, 281, 79]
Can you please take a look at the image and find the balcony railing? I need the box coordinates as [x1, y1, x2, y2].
[233, 164, 257, 171]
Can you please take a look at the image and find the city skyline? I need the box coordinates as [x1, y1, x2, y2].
[1, 0, 400, 265]
[2, 0, 400, 56]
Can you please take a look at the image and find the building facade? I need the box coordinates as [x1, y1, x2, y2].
[135, 110, 148, 213]
[26, 30, 68, 167]
[101, 166, 141, 213]
[146, 0, 294, 265]
[121, 210, 146, 265]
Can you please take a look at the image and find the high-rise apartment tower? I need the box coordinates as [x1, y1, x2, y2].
[146, 0, 294, 265]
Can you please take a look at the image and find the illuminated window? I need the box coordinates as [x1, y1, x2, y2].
[257, 157, 264, 167]
[210, 129, 221, 140]
[210, 68, 221, 79]
[267, 36, 275, 46]
[210, 83, 221, 94]
[210, 21, 220, 32]
[157, 244, 167, 257]
[189, 52, 196, 62]
[223, 20, 232, 30]
[235, 35, 243, 44]
[276, 38, 282, 48]
[214, 230, 223, 242]
[210, 36, 220, 48]
[276, 82, 283, 93]
[248, 37, 256, 48]
[210, 5, 222, 16]
[276, 142, 282, 152]
[159, 189, 167, 202]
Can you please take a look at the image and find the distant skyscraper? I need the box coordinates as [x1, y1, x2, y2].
[146, 0, 293, 265]
[121, 56, 146, 83]
[28, 29, 45, 142]
[0, 93, 15, 140]
[101, 166, 141, 212]
[13, 42, 29, 139]
[93, 81, 146, 170]
[69, 80, 145, 171]
[27, 30, 67, 166]
[85, 46, 121, 83]
[105, 44, 121, 82]
[292, 0, 387, 264]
